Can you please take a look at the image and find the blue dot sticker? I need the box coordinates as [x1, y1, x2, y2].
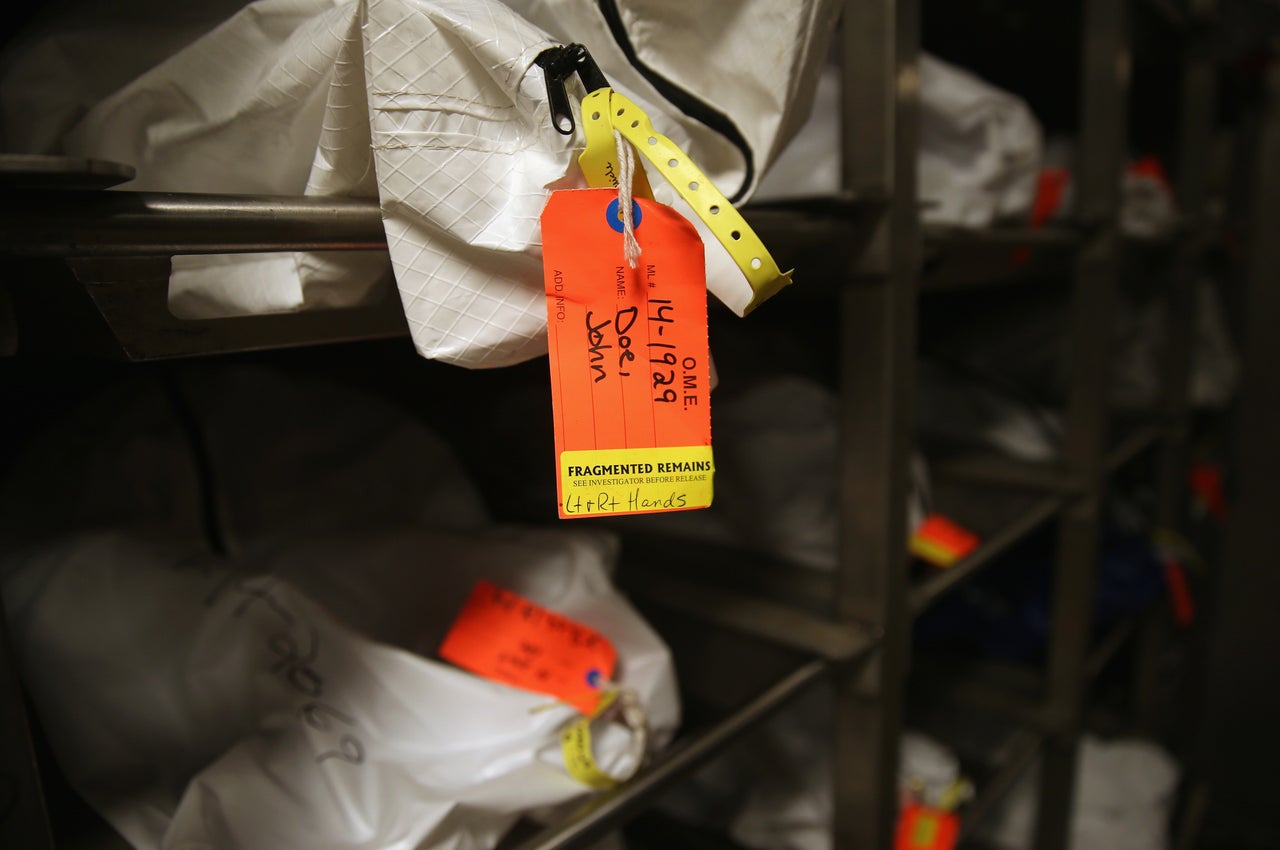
[585, 668, 604, 689]
[606, 198, 643, 233]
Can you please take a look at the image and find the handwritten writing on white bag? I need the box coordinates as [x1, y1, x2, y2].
[206, 575, 365, 766]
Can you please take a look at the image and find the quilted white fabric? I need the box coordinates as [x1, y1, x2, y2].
[57, 0, 393, 321]
[363, 0, 572, 366]
[2, 0, 838, 366]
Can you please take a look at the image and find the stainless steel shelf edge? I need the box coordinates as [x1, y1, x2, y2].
[908, 423, 1166, 620]
[923, 224, 1083, 248]
[1103, 423, 1165, 472]
[1083, 604, 1161, 681]
[506, 658, 831, 850]
[67, 256, 409, 361]
[928, 455, 1076, 494]
[958, 730, 1046, 840]
[929, 421, 1167, 496]
[0, 191, 387, 256]
[0, 190, 887, 259]
[626, 573, 875, 662]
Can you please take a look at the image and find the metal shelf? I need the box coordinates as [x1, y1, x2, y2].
[958, 730, 1045, 840]
[740, 195, 892, 294]
[621, 569, 872, 661]
[1104, 421, 1166, 471]
[0, 0, 1221, 845]
[910, 487, 1067, 617]
[928, 419, 1167, 495]
[920, 223, 1082, 292]
[913, 605, 1165, 735]
[908, 693, 1046, 840]
[0, 191, 406, 361]
[0, 189, 891, 263]
[501, 657, 833, 850]
[924, 223, 1083, 248]
[617, 420, 1161, 645]
[0, 190, 387, 257]
[1084, 607, 1151, 680]
[615, 535, 833, 622]
[1137, 0, 1194, 33]
[0, 190, 897, 360]
[911, 655, 1047, 730]
[0, 188, 1194, 362]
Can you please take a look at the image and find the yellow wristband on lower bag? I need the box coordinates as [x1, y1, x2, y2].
[561, 691, 620, 789]
[579, 90, 654, 201]
[579, 88, 793, 314]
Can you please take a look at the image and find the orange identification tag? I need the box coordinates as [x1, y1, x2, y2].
[910, 514, 980, 568]
[542, 188, 713, 519]
[895, 804, 959, 850]
[438, 580, 617, 715]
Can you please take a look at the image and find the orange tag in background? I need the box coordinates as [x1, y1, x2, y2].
[910, 514, 981, 568]
[895, 804, 959, 850]
[542, 189, 713, 519]
[438, 580, 617, 715]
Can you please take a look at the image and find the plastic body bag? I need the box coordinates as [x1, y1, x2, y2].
[756, 55, 1044, 227]
[0, 0, 839, 366]
[3, 527, 678, 850]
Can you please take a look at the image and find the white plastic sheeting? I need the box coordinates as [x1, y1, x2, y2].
[0, 369, 679, 850]
[755, 55, 1044, 228]
[979, 736, 1180, 850]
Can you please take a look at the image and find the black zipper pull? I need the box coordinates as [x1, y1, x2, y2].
[535, 46, 578, 135]
[534, 44, 610, 136]
[571, 46, 608, 95]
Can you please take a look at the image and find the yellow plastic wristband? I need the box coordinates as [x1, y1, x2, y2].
[561, 691, 621, 789]
[579, 92, 654, 201]
[579, 88, 793, 314]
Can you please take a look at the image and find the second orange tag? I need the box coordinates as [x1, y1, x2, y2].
[542, 189, 713, 519]
[438, 580, 617, 715]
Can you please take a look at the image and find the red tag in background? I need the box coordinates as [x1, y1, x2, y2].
[895, 804, 960, 850]
[542, 189, 714, 519]
[438, 580, 617, 715]
[910, 514, 981, 568]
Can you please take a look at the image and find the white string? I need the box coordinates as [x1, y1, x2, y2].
[614, 128, 641, 268]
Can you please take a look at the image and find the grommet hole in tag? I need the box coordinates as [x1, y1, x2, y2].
[605, 199, 642, 232]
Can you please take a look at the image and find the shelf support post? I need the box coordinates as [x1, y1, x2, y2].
[1034, 1, 1130, 848]
[834, 0, 921, 848]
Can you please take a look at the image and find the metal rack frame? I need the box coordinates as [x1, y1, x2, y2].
[0, 0, 1224, 848]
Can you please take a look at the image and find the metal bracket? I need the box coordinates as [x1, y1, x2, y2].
[67, 257, 407, 361]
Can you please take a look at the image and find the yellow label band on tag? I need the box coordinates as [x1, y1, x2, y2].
[909, 537, 961, 568]
[580, 93, 654, 201]
[562, 691, 620, 789]
[559, 446, 714, 517]
[580, 88, 794, 314]
[912, 814, 941, 847]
